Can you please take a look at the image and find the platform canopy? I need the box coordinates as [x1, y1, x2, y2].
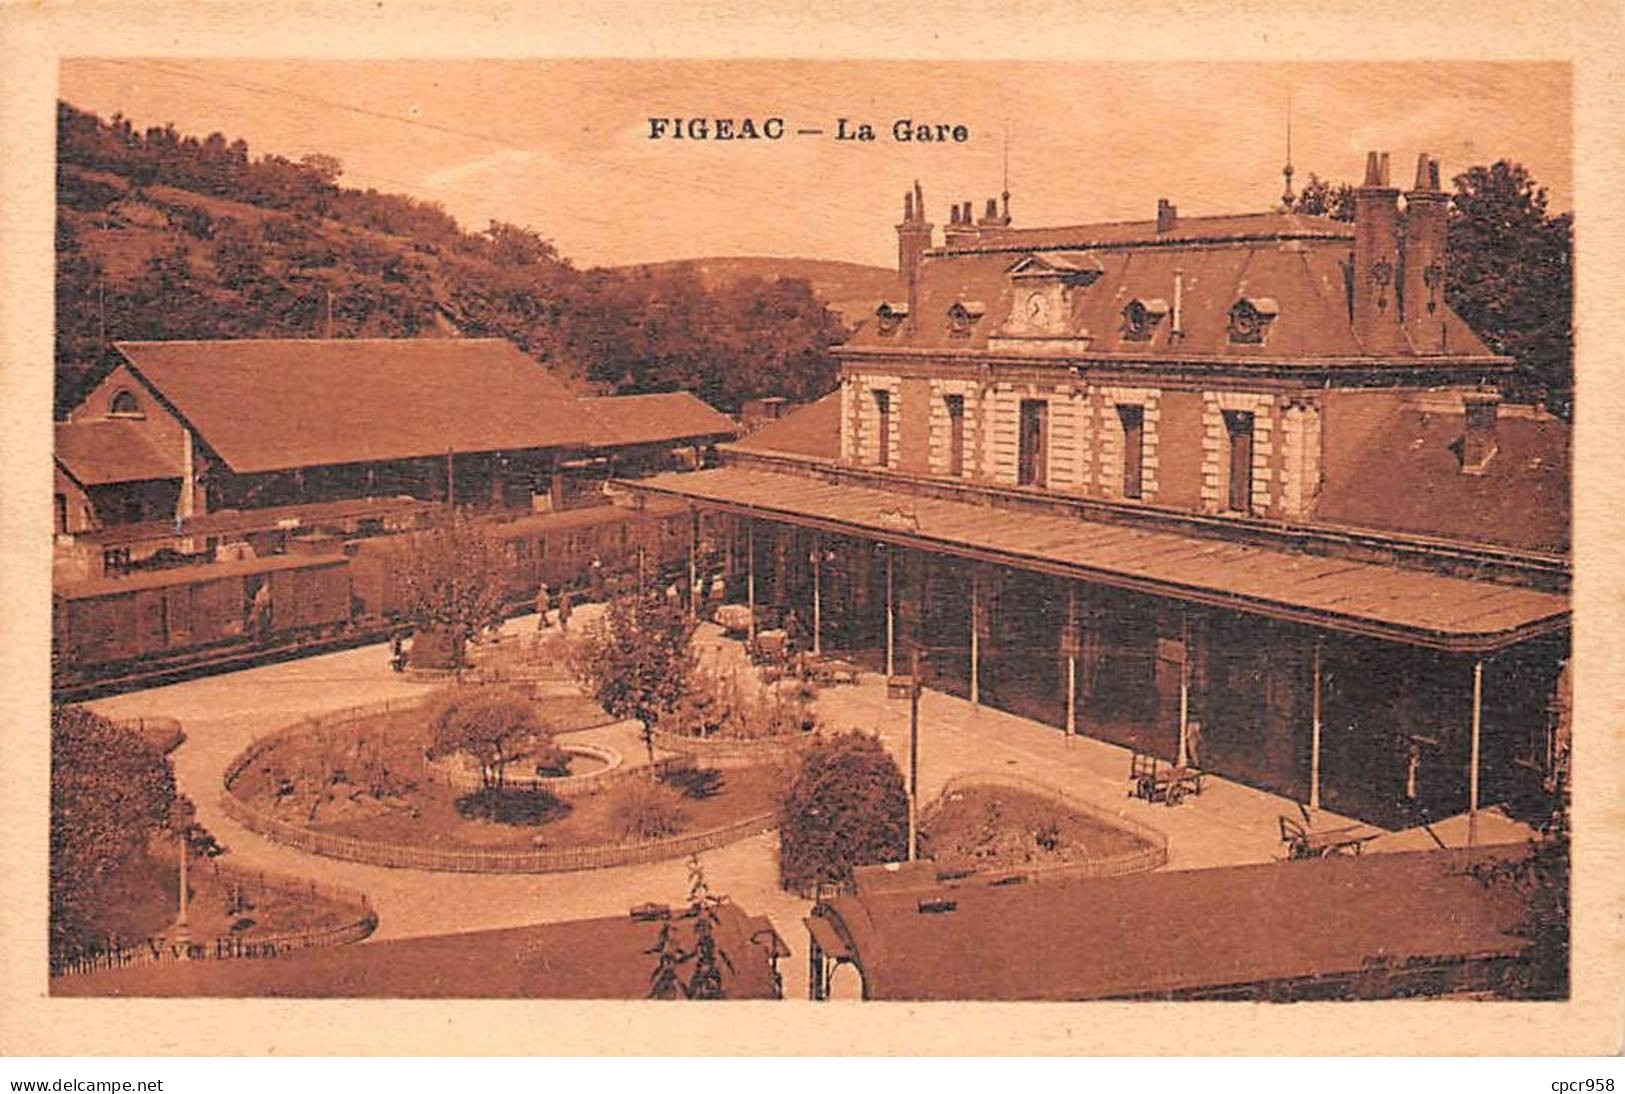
[623, 467, 1568, 652]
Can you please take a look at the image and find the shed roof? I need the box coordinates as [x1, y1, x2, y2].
[819, 847, 1527, 1001]
[54, 901, 786, 999]
[114, 339, 604, 474]
[582, 391, 738, 448]
[54, 419, 183, 485]
[623, 467, 1569, 650]
[731, 389, 843, 460]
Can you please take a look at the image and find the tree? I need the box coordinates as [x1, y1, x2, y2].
[646, 855, 734, 1000]
[779, 731, 909, 893]
[1446, 161, 1573, 415]
[1290, 173, 1355, 221]
[570, 583, 698, 762]
[423, 685, 544, 791]
[395, 512, 510, 668]
[50, 705, 178, 961]
[1288, 160, 1572, 415]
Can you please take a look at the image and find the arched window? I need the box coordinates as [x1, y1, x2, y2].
[109, 389, 141, 416]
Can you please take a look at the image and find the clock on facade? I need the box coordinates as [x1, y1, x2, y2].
[1025, 291, 1050, 326]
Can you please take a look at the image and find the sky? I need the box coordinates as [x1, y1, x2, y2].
[58, 59, 1571, 270]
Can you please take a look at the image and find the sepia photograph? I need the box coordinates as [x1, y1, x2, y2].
[2, 2, 1622, 1064]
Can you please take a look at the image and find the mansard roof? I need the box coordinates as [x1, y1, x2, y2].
[846, 212, 1497, 362]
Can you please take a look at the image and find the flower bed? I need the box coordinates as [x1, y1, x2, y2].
[918, 771, 1168, 882]
[51, 858, 376, 979]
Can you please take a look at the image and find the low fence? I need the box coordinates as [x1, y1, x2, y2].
[648, 726, 805, 765]
[918, 770, 1170, 882]
[50, 858, 376, 979]
[221, 702, 776, 875]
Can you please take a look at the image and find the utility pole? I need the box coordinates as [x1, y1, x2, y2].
[908, 645, 922, 861]
[325, 287, 335, 338]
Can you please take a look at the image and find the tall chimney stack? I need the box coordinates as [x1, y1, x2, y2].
[1156, 198, 1178, 234]
[896, 180, 933, 328]
[944, 198, 979, 246]
[1352, 151, 1403, 355]
[1401, 152, 1449, 353]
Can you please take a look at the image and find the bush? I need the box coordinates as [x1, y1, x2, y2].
[609, 780, 688, 843]
[50, 706, 179, 962]
[779, 731, 909, 893]
[454, 787, 568, 826]
[532, 742, 573, 778]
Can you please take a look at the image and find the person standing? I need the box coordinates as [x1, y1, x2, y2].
[558, 589, 574, 635]
[535, 583, 552, 632]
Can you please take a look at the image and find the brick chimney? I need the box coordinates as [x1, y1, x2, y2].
[977, 196, 1009, 229]
[1461, 393, 1500, 474]
[1352, 151, 1403, 355]
[1401, 152, 1449, 353]
[943, 199, 979, 247]
[896, 180, 933, 326]
[1156, 198, 1178, 233]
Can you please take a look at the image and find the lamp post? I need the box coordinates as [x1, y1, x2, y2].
[908, 645, 923, 862]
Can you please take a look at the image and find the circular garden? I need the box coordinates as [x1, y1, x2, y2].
[222, 683, 791, 873]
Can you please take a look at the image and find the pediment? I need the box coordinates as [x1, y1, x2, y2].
[1007, 251, 1104, 284]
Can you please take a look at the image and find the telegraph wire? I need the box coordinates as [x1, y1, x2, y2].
[82, 58, 532, 152]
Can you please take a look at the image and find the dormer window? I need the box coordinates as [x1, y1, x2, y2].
[108, 389, 143, 417]
[1121, 298, 1168, 342]
[875, 301, 909, 336]
[947, 300, 985, 337]
[1227, 297, 1279, 344]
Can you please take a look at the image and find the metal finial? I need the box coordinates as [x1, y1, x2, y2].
[1281, 91, 1296, 209]
[1002, 126, 1011, 222]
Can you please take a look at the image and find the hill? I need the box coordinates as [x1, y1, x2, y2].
[54, 102, 850, 417]
[613, 257, 895, 327]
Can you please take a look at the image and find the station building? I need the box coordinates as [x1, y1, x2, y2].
[625, 152, 1572, 829]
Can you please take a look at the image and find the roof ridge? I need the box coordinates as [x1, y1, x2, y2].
[116, 337, 512, 347]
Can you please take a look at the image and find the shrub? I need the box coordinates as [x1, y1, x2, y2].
[50, 705, 179, 962]
[610, 780, 688, 843]
[454, 787, 568, 826]
[531, 741, 573, 778]
[779, 731, 908, 893]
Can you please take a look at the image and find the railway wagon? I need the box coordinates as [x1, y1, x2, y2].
[54, 499, 707, 695]
[348, 499, 696, 623]
[55, 554, 352, 681]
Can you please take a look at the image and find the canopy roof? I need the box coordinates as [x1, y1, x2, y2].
[54, 419, 182, 485]
[624, 467, 1569, 651]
